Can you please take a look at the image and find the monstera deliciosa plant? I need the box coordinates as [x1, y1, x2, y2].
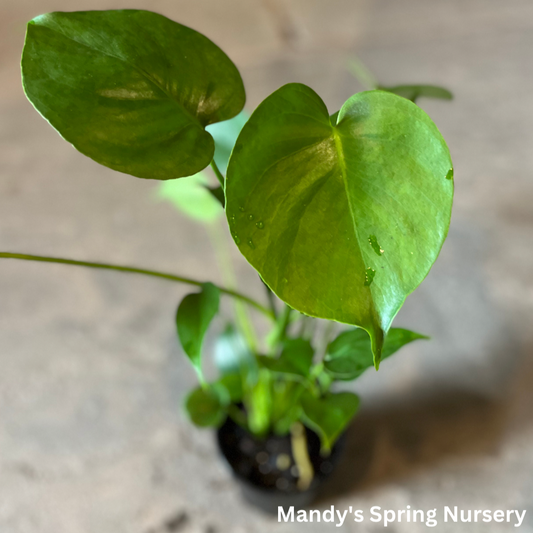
[2, 9, 453, 499]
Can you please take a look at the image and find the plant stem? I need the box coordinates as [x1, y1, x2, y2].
[347, 56, 379, 90]
[277, 304, 293, 342]
[0, 252, 274, 319]
[210, 160, 225, 189]
[318, 319, 337, 358]
[267, 304, 293, 353]
[290, 422, 314, 491]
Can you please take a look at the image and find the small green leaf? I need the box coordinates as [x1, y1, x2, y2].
[218, 373, 243, 403]
[379, 84, 453, 103]
[258, 338, 314, 376]
[301, 391, 360, 452]
[226, 84, 453, 368]
[176, 283, 220, 381]
[324, 327, 428, 380]
[271, 380, 304, 435]
[246, 369, 272, 437]
[22, 10, 245, 180]
[185, 386, 226, 427]
[157, 172, 223, 222]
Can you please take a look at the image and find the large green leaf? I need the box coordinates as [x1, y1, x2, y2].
[324, 327, 428, 381]
[226, 84, 453, 367]
[300, 391, 360, 452]
[22, 10, 245, 180]
[156, 110, 249, 219]
[176, 283, 220, 381]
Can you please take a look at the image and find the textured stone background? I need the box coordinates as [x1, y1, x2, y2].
[1, 0, 533, 531]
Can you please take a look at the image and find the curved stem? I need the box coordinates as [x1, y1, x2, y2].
[277, 304, 293, 343]
[210, 160, 225, 189]
[0, 252, 274, 319]
[347, 55, 379, 90]
[267, 304, 293, 353]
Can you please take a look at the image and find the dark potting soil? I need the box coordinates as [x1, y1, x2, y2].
[217, 416, 341, 493]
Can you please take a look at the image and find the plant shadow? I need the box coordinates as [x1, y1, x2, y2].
[315, 388, 508, 503]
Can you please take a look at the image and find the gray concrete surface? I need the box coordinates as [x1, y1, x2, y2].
[1, 0, 533, 531]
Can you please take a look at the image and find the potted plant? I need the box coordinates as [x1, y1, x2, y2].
[1, 9, 454, 513]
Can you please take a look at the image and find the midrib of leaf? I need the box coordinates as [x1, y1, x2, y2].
[331, 127, 368, 283]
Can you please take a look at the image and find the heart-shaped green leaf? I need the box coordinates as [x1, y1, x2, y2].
[22, 10, 245, 180]
[301, 391, 360, 452]
[324, 327, 428, 381]
[226, 84, 453, 367]
[176, 283, 220, 382]
[185, 386, 226, 427]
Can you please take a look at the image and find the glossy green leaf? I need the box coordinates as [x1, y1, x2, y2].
[157, 172, 223, 222]
[185, 386, 226, 427]
[22, 10, 245, 180]
[301, 391, 360, 452]
[379, 84, 453, 103]
[176, 283, 220, 381]
[156, 111, 248, 217]
[226, 84, 453, 367]
[258, 338, 314, 377]
[324, 327, 428, 381]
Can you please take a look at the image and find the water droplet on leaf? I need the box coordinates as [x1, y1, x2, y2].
[233, 234, 241, 244]
[247, 239, 255, 249]
[368, 235, 384, 256]
[256, 221, 264, 229]
[364, 267, 376, 287]
[239, 206, 245, 212]
[248, 214, 254, 221]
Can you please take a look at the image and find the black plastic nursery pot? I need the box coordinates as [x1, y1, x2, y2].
[216, 416, 346, 514]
